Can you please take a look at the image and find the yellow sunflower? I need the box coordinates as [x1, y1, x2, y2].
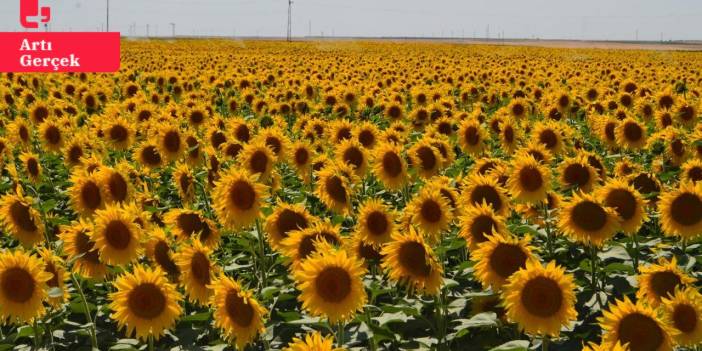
[681, 159, 702, 184]
[38, 248, 69, 307]
[336, 139, 368, 177]
[172, 162, 195, 204]
[457, 118, 486, 156]
[294, 246, 367, 323]
[459, 202, 507, 251]
[472, 233, 537, 290]
[597, 178, 648, 235]
[69, 170, 104, 217]
[461, 174, 510, 216]
[508, 155, 551, 203]
[661, 287, 702, 347]
[0, 192, 44, 247]
[354, 199, 395, 246]
[109, 265, 182, 341]
[616, 117, 647, 150]
[0, 250, 52, 323]
[283, 331, 343, 351]
[558, 156, 599, 193]
[92, 204, 142, 265]
[281, 221, 342, 267]
[381, 227, 443, 295]
[599, 297, 675, 351]
[315, 165, 353, 214]
[98, 164, 132, 204]
[371, 142, 408, 190]
[212, 169, 268, 230]
[659, 181, 702, 239]
[238, 141, 277, 181]
[502, 261, 577, 337]
[210, 275, 267, 349]
[164, 208, 220, 248]
[19, 152, 42, 183]
[144, 227, 180, 279]
[636, 257, 695, 307]
[408, 140, 441, 179]
[407, 186, 453, 240]
[558, 192, 620, 247]
[59, 220, 107, 280]
[175, 240, 217, 305]
[264, 203, 312, 251]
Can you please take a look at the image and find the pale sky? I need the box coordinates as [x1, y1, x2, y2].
[2, 0, 701, 41]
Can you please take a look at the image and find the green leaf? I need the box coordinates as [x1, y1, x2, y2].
[180, 312, 211, 323]
[489, 340, 530, 351]
[453, 312, 498, 330]
[373, 311, 410, 326]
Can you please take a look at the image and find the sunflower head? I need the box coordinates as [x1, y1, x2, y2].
[0, 192, 44, 247]
[175, 240, 217, 305]
[661, 287, 702, 346]
[558, 192, 620, 247]
[212, 169, 268, 230]
[92, 204, 143, 265]
[472, 232, 537, 290]
[264, 203, 312, 251]
[0, 250, 52, 323]
[636, 257, 695, 307]
[381, 227, 443, 296]
[209, 275, 267, 349]
[508, 155, 551, 203]
[599, 297, 676, 351]
[659, 181, 702, 239]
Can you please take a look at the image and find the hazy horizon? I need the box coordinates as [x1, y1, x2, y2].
[2, 0, 701, 41]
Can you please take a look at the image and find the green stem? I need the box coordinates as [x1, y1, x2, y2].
[148, 334, 154, 351]
[71, 274, 98, 349]
[336, 321, 345, 348]
[590, 246, 602, 308]
[631, 233, 640, 273]
[542, 336, 550, 351]
[541, 202, 554, 258]
[32, 319, 40, 351]
[255, 218, 268, 289]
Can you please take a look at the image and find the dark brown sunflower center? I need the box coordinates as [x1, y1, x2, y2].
[470, 215, 496, 245]
[315, 266, 352, 303]
[464, 126, 479, 145]
[190, 252, 211, 285]
[366, 211, 389, 236]
[650, 271, 681, 300]
[80, 181, 102, 210]
[26, 158, 39, 176]
[520, 276, 562, 318]
[225, 290, 255, 326]
[623, 122, 642, 142]
[539, 130, 557, 149]
[265, 137, 282, 154]
[45, 262, 60, 288]
[470, 185, 503, 213]
[154, 241, 179, 275]
[687, 167, 702, 182]
[398, 241, 431, 277]
[563, 164, 590, 188]
[109, 125, 128, 142]
[631, 174, 659, 195]
[105, 220, 132, 250]
[249, 150, 269, 174]
[673, 304, 698, 333]
[176, 213, 211, 241]
[503, 126, 514, 142]
[236, 125, 250, 142]
[325, 176, 347, 203]
[276, 209, 308, 238]
[294, 148, 309, 166]
[299, 233, 339, 259]
[10, 201, 38, 232]
[141, 146, 162, 166]
[44, 125, 61, 145]
[382, 152, 403, 177]
[489, 244, 528, 279]
[164, 131, 181, 153]
[570, 201, 607, 232]
[605, 189, 636, 221]
[1, 267, 35, 303]
[68, 145, 84, 163]
[416, 146, 437, 171]
[108, 173, 128, 202]
[190, 111, 204, 124]
[343, 147, 364, 170]
[617, 312, 664, 351]
[519, 166, 543, 192]
[128, 283, 166, 319]
[229, 180, 256, 211]
[670, 193, 702, 226]
[420, 199, 442, 223]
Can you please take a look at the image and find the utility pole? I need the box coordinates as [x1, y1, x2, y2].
[106, 0, 110, 32]
[287, 0, 293, 41]
[170, 23, 176, 37]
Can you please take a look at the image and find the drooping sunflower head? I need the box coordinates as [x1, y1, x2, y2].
[636, 257, 695, 307]
[175, 240, 217, 305]
[38, 247, 69, 306]
[135, 142, 163, 170]
[264, 202, 312, 251]
[502, 261, 577, 337]
[659, 181, 702, 239]
[166, 207, 220, 245]
[597, 178, 648, 235]
[661, 287, 702, 347]
[212, 169, 268, 230]
[109, 265, 183, 341]
[92, 204, 143, 266]
[599, 297, 675, 351]
[294, 246, 367, 324]
[19, 152, 42, 183]
[461, 174, 510, 216]
[59, 220, 107, 280]
[372, 142, 408, 190]
[459, 201, 507, 251]
[381, 227, 443, 296]
[0, 250, 52, 323]
[281, 221, 342, 266]
[315, 164, 353, 214]
[472, 232, 537, 290]
[209, 275, 267, 349]
[144, 227, 180, 280]
[508, 154, 551, 204]
[558, 192, 620, 247]
[408, 139, 441, 179]
[0, 192, 44, 247]
[558, 156, 599, 193]
[97, 164, 132, 205]
[172, 162, 195, 204]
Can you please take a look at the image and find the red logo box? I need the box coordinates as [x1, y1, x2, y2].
[0, 32, 121, 73]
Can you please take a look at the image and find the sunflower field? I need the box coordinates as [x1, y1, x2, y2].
[0, 40, 701, 351]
